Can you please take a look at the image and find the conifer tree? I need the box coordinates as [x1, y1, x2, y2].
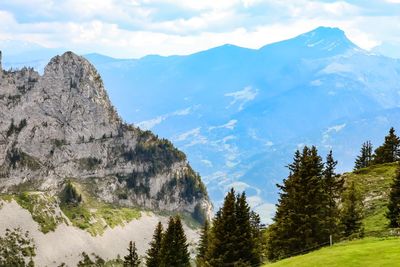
[340, 182, 364, 237]
[267, 146, 329, 260]
[374, 127, 400, 164]
[354, 141, 373, 170]
[206, 188, 237, 266]
[235, 192, 259, 265]
[386, 164, 400, 228]
[159, 216, 190, 267]
[323, 150, 344, 238]
[195, 220, 209, 266]
[206, 188, 263, 266]
[250, 211, 265, 263]
[145, 222, 163, 267]
[123, 241, 140, 267]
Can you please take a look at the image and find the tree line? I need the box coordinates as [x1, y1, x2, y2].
[266, 147, 363, 261]
[267, 127, 400, 261]
[75, 188, 264, 267]
[354, 127, 400, 170]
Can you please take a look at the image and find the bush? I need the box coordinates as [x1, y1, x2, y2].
[0, 228, 36, 266]
[61, 181, 82, 206]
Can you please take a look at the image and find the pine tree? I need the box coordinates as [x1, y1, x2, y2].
[123, 241, 140, 267]
[173, 217, 191, 267]
[386, 164, 400, 228]
[159, 216, 190, 267]
[206, 188, 263, 266]
[374, 127, 400, 164]
[235, 192, 259, 266]
[267, 146, 329, 260]
[354, 141, 373, 170]
[323, 150, 344, 239]
[206, 188, 237, 266]
[250, 211, 265, 263]
[145, 222, 163, 267]
[340, 181, 364, 237]
[195, 220, 209, 266]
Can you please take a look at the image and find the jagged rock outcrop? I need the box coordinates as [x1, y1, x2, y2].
[0, 51, 212, 221]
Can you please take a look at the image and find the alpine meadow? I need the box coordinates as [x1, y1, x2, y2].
[1, 1, 400, 266]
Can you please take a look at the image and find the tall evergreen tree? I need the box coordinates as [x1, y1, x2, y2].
[206, 188, 237, 266]
[145, 222, 163, 267]
[235, 192, 258, 265]
[323, 150, 344, 239]
[354, 141, 373, 170]
[206, 188, 263, 266]
[123, 241, 140, 267]
[340, 182, 364, 237]
[159, 216, 190, 267]
[374, 127, 400, 164]
[386, 164, 400, 228]
[267, 146, 330, 261]
[195, 220, 209, 266]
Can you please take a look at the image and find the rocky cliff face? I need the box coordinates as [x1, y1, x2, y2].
[0, 51, 211, 221]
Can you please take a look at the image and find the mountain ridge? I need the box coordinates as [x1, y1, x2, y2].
[0, 50, 212, 222]
[3, 26, 400, 221]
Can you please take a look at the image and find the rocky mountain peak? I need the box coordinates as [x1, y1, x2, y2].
[41, 51, 120, 125]
[0, 51, 212, 223]
[299, 26, 357, 51]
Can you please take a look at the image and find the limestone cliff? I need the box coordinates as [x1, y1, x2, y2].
[0, 51, 212, 222]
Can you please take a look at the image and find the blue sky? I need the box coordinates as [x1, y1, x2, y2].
[0, 0, 399, 58]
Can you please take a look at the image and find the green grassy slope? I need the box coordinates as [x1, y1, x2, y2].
[343, 162, 398, 235]
[264, 163, 400, 266]
[264, 237, 400, 267]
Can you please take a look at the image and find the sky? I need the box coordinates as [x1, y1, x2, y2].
[0, 0, 400, 58]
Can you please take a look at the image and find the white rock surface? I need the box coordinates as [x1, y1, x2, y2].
[0, 200, 199, 267]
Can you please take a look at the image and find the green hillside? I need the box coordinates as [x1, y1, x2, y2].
[264, 237, 400, 267]
[343, 162, 398, 236]
[264, 162, 400, 266]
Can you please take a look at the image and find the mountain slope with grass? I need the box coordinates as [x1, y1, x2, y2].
[264, 237, 400, 267]
[265, 162, 400, 266]
[343, 162, 398, 236]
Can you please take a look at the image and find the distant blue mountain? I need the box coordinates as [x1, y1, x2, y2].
[3, 26, 400, 221]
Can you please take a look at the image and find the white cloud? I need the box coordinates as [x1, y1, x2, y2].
[136, 106, 192, 130]
[227, 181, 251, 192]
[174, 127, 208, 147]
[254, 203, 276, 224]
[248, 128, 274, 147]
[225, 86, 258, 111]
[201, 159, 213, 167]
[136, 116, 164, 130]
[209, 119, 238, 131]
[1, 0, 398, 58]
[322, 123, 346, 144]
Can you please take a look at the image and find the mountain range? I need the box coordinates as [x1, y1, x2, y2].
[3, 26, 400, 221]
